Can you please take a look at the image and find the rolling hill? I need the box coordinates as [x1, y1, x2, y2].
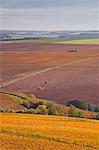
[0, 113, 99, 150]
[0, 91, 97, 119]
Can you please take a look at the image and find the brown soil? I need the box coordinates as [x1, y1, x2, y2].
[0, 42, 99, 104]
[0, 93, 24, 110]
[0, 42, 99, 52]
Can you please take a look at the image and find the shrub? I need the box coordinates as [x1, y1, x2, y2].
[55, 105, 66, 116]
[23, 100, 31, 109]
[68, 105, 85, 118]
[36, 105, 48, 115]
[25, 108, 35, 114]
[30, 101, 44, 109]
[78, 111, 85, 118]
[47, 103, 58, 115]
[67, 99, 99, 112]
[67, 99, 88, 110]
[95, 106, 99, 112]
[88, 103, 95, 111]
[68, 105, 79, 117]
[95, 113, 99, 120]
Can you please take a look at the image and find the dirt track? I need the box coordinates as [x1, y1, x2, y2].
[0, 57, 96, 88]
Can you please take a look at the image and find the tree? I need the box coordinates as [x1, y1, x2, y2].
[67, 99, 88, 110]
[68, 105, 85, 118]
[36, 105, 48, 115]
[48, 103, 58, 115]
[68, 105, 79, 117]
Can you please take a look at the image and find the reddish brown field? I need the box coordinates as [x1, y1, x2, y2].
[0, 42, 99, 104]
[0, 93, 24, 110]
[1, 42, 99, 52]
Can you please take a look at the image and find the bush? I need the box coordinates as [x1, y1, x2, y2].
[36, 105, 48, 115]
[47, 103, 58, 115]
[95, 106, 99, 112]
[55, 105, 66, 116]
[68, 105, 79, 117]
[67, 99, 88, 110]
[96, 114, 99, 120]
[23, 100, 31, 109]
[25, 108, 35, 114]
[30, 101, 44, 109]
[68, 105, 85, 118]
[67, 99, 99, 112]
[88, 103, 95, 111]
[78, 111, 85, 118]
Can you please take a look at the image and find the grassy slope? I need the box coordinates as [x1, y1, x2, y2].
[0, 113, 99, 150]
[55, 38, 99, 44]
[0, 92, 97, 118]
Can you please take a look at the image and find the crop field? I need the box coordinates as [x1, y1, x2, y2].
[0, 93, 25, 110]
[54, 38, 99, 44]
[0, 113, 99, 150]
[2, 56, 98, 104]
[1, 38, 99, 44]
[0, 39, 99, 150]
[0, 41, 99, 104]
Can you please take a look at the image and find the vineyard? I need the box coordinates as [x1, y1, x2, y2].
[0, 113, 99, 150]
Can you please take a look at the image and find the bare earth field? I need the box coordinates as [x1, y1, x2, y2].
[0, 41, 99, 104]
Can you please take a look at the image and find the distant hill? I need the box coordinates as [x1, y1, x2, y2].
[0, 30, 99, 41]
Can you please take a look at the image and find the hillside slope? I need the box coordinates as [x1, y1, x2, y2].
[0, 91, 97, 119]
[0, 113, 99, 150]
[0, 41, 99, 105]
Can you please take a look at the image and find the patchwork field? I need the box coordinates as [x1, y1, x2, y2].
[0, 39, 99, 150]
[0, 113, 99, 150]
[0, 40, 99, 105]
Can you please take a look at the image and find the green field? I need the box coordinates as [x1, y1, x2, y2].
[1, 38, 99, 44]
[54, 38, 99, 44]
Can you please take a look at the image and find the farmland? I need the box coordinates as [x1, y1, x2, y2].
[0, 38, 99, 149]
[1, 38, 99, 44]
[0, 39, 99, 104]
[0, 113, 99, 150]
[54, 38, 99, 44]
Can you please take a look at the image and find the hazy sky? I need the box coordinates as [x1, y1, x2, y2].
[0, 0, 99, 30]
